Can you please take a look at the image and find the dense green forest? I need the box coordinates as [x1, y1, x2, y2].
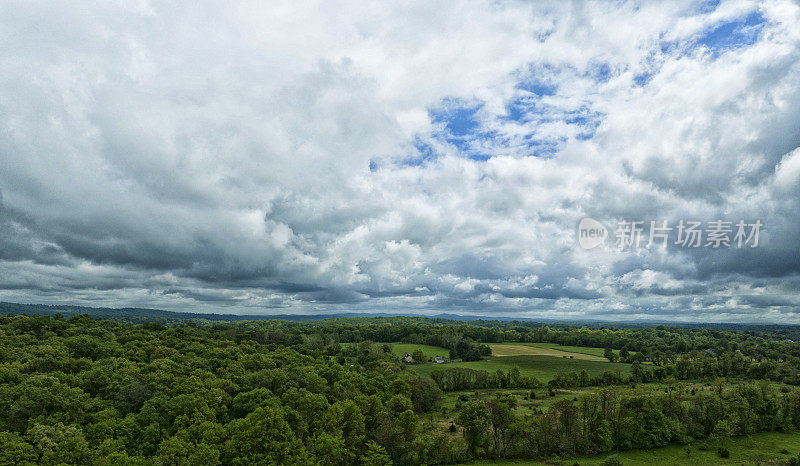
[2, 313, 800, 465]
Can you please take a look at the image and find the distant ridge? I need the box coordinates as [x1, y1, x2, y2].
[0, 301, 495, 322]
[2, 302, 800, 335]
[0, 302, 380, 322]
[0, 302, 643, 324]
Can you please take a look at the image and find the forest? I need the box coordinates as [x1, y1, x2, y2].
[1, 313, 800, 465]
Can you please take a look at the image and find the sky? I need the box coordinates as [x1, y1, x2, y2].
[1, 0, 799, 322]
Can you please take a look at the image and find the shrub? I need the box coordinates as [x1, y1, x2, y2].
[717, 447, 730, 458]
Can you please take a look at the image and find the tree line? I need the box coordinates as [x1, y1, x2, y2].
[2, 313, 800, 464]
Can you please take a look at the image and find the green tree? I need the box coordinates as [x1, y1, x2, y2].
[27, 423, 93, 465]
[309, 433, 351, 466]
[362, 441, 392, 466]
[224, 407, 311, 465]
[154, 436, 220, 466]
[410, 377, 442, 413]
[486, 393, 516, 457]
[456, 400, 490, 455]
[0, 431, 36, 465]
[323, 400, 366, 459]
[395, 410, 419, 444]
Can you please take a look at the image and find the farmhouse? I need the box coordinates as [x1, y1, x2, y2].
[401, 352, 414, 363]
[434, 356, 444, 363]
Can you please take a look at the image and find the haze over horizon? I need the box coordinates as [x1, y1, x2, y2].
[1, 0, 799, 323]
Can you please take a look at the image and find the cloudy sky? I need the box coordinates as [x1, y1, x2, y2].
[1, 0, 799, 322]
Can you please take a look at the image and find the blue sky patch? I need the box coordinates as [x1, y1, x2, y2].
[697, 0, 720, 14]
[633, 71, 654, 87]
[586, 62, 612, 82]
[516, 79, 557, 96]
[661, 10, 766, 58]
[429, 100, 493, 155]
[430, 99, 483, 137]
[696, 10, 765, 55]
[397, 138, 439, 167]
[416, 76, 605, 164]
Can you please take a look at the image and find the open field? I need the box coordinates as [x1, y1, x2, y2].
[389, 343, 450, 359]
[437, 387, 594, 417]
[339, 342, 450, 360]
[511, 342, 610, 358]
[463, 430, 800, 465]
[409, 354, 631, 382]
[489, 343, 606, 360]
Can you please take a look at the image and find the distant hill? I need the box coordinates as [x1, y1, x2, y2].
[1, 302, 799, 339]
[0, 302, 385, 322]
[0, 302, 497, 323]
[0, 301, 565, 323]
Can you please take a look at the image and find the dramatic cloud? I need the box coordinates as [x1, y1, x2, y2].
[1, 0, 798, 321]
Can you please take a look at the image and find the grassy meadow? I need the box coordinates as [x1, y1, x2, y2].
[373, 341, 630, 383]
[409, 354, 631, 382]
[462, 430, 800, 465]
[389, 343, 450, 359]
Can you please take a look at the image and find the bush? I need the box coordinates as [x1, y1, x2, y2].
[600, 454, 622, 466]
[717, 447, 730, 458]
[448, 424, 457, 433]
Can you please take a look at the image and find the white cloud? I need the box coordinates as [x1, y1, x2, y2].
[0, 0, 798, 321]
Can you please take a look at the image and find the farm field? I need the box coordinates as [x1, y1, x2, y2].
[409, 354, 631, 382]
[489, 343, 606, 360]
[504, 342, 610, 357]
[462, 430, 800, 465]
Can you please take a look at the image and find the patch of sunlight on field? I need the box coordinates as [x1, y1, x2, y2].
[489, 344, 605, 360]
